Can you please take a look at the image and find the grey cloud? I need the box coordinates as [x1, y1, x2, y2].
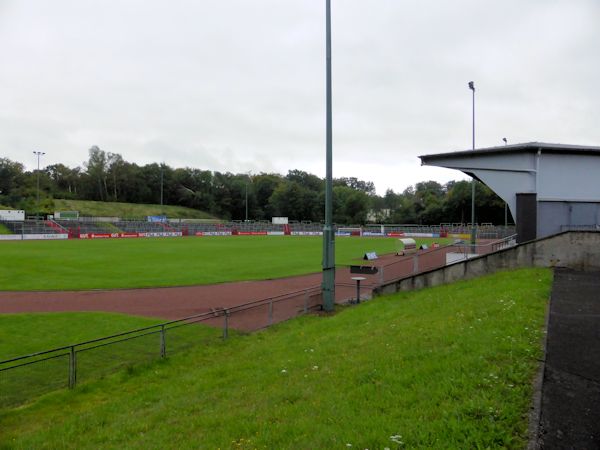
[0, 0, 599, 194]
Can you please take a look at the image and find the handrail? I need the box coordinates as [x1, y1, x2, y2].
[0, 284, 321, 368]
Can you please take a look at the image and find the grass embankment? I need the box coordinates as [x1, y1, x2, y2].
[0, 236, 450, 291]
[53, 199, 217, 220]
[0, 312, 222, 407]
[0, 268, 551, 449]
[0, 223, 10, 234]
[0, 313, 163, 359]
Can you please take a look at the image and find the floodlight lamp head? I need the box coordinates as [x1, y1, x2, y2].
[468, 81, 475, 91]
[503, 137, 507, 144]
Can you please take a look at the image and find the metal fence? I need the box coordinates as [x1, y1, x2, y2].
[378, 235, 517, 285]
[1, 235, 518, 408]
[2, 218, 516, 239]
[336, 235, 518, 300]
[0, 286, 322, 408]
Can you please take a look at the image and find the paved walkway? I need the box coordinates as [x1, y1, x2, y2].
[535, 268, 600, 449]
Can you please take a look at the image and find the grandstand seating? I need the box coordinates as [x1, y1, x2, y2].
[0, 220, 62, 235]
[0, 218, 515, 239]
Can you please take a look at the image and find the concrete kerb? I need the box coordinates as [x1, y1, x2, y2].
[527, 286, 552, 450]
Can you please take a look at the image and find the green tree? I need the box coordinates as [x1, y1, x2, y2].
[253, 173, 283, 220]
[332, 186, 369, 224]
[286, 170, 323, 192]
[46, 164, 80, 199]
[84, 146, 109, 201]
[106, 153, 125, 201]
[269, 181, 321, 221]
[0, 158, 26, 206]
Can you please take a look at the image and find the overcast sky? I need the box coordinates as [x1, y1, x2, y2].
[1, 0, 599, 194]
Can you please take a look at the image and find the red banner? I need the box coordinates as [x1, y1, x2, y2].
[79, 233, 141, 239]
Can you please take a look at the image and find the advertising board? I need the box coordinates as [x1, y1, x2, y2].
[0, 210, 25, 221]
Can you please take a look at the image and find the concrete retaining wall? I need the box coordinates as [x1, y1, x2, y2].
[374, 231, 600, 295]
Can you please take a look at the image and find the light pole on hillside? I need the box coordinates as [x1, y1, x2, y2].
[33, 151, 45, 218]
[468, 81, 476, 249]
[503, 138, 508, 228]
[245, 183, 248, 221]
[322, 0, 335, 312]
[244, 172, 252, 221]
[160, 163, 164, 207]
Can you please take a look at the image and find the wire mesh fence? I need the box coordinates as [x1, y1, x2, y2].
[0, 351, 70, 407]
[0, 286, 322, 409]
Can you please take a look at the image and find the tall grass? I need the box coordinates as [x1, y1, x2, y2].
[52, 199, 216, 219]
[0, 268, 551, 449]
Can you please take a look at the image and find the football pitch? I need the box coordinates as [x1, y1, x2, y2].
[0, 236, 451, 291]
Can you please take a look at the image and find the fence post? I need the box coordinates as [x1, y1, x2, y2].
[268, 300, 273, 326]
[413, 254, 419, 273]
[223, 310, 229, 339]
[160, 325, 166, 358]
[68, 346, 77, 389]
[304, 290, 309, 313]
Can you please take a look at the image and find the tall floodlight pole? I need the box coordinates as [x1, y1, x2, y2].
[503, 138, 508, 228]
[469, 81, 477, 253]
[468, 82, 476, 249]
[245, 182, 248, 221]
[33, 151, 45, 217]
[322, 0, 335, 312]
[160, 163, 164, 206]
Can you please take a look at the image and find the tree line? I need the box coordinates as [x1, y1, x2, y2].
[0, 146, 511, 224]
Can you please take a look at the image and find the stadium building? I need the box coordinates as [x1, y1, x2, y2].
[419, 142, 600, 243]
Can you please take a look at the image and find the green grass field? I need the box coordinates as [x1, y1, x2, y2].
[0, 312, 164, 358]
[0, 312, 224, 407]
[0, 268, 551, 449]
[0, 236, 450, 290]
[52, 199, 217, 220]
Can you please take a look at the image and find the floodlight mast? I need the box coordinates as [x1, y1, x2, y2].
[322, 0, 335, 312]
[468, 81, 476, 249]
[33, 151, 45, 217]
[503, 138, 508, 227]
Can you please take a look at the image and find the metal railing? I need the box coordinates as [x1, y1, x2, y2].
[1, 233, 520, 408]
[339, 235, 519, 294]
[1, 219, 517, 239]
[0, 286, 322, 408]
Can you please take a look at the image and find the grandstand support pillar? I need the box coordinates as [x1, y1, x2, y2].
[322, 0, 335, 312]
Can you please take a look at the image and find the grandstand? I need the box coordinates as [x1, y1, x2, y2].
[1, 219, 64, 235]
[0, 217, 515, 240]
